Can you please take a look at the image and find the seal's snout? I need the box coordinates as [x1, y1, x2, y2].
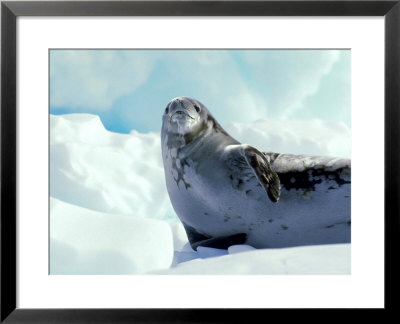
[169, 98, 186, 114]
[168, 97, 191, 115]
[168, 102, 187, 122]
[166, 97, 199, 122]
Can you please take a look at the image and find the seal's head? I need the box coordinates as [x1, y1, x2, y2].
[161, 97, 212, 149]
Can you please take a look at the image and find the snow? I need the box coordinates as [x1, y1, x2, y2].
[50, 197, 174, 274]
[154, 244, 350, 275]
[50, 113, 350, 275]
[50, 114, 177, 222]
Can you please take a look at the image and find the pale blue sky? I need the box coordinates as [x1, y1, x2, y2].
[50, 49, 350, 134]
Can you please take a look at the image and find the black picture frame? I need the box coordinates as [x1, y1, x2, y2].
[1, 0, 399, 322]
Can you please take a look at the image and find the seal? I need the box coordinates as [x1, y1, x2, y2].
[161, 97, 351, 250]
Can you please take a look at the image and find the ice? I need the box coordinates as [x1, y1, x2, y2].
[172, 251, 199, 266]
[228, 244, 257, 254]
[50, 114, 177, 222]
[50, 198, 174, 274]
[170, 222, 189, 251]
[197, 247, 229, 258]
[154, 244, 350, 275]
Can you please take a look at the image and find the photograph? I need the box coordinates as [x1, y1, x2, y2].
[2, 0, 398, 320]
[49, 49, 351, 275]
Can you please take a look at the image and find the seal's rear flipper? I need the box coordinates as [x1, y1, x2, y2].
[182, 222, 247, 250]
[191, 233, 248, 251]
[182, 222, 210, 243]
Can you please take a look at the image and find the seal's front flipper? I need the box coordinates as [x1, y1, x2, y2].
[241, 145, 281, 202]
[191, 233, 248, 251]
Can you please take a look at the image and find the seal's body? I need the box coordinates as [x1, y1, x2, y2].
[161, 97, 350, 250]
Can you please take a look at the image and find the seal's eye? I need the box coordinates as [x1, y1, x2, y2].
[194, 105, 200, 113]
[165, 106, 169, 114]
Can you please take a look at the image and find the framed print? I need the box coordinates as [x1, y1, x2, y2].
[1, 0, 399, 322]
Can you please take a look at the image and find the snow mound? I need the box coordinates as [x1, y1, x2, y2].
[155, 244, 350, 275]
[50, 197, 174, 274]
[50, 114, 177, 222]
